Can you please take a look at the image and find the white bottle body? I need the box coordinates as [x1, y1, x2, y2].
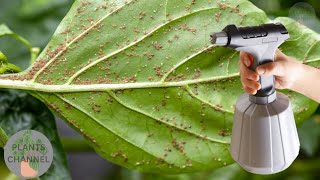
[230, 92, 300, 174]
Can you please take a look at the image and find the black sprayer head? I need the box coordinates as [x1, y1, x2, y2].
[210, 23, 289, 48]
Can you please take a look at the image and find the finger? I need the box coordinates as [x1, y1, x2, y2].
[243, 85, 257, 95]
[256, 61, 285, 76]
[241, 77, 261, 90]
[240, 52, 253, 67]
[240, 61, 259, 81]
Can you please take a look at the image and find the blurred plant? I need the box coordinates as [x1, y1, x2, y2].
[0, 88, 72, 180]
[0, 0, 73, 69]
[288, 2, 319, 31]
[0, 1, 72, 179]
[250, 0, 320, 32]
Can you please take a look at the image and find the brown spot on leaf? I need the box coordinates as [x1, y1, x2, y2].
[154, 65, 163, 78]
[153, 41, 163, 50]
[215, 12, 222, 22]
[218, 129, 231, 137]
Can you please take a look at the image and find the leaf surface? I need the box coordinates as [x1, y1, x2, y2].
[0, 0, 319, 173]
[0, 128, 8, 148]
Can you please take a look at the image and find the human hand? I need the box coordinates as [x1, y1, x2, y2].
[239, 49, 304, 95]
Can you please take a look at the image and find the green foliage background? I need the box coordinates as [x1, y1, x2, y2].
[0, 0, 319, 179]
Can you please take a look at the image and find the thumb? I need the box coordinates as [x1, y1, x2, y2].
[256, 61, 285, 76]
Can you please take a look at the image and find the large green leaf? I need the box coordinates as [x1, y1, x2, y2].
[0, 0, 318, 173]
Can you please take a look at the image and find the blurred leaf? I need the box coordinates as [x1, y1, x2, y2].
[115, 160, 320, 180]
[298, 115, 320, 156]
[0, 89, 71, 180]
[0, 153, 19, 180]
[0, 24, 40, 64]
[136, 164, 248, 180]
[111, 164, 263, 180]
[0, 24, 32, 49]
[0, 128, 8, 148]
[0, 51, 23, 74]
[19, 0, 72, 18]
[0, 0, 73, 69]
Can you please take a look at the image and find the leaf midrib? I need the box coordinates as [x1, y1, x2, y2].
[0, 73, 240, 92]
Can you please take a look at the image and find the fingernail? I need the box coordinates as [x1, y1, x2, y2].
[256, 67, 265, 75]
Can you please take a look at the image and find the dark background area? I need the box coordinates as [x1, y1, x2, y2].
[0, 0, 319, 179]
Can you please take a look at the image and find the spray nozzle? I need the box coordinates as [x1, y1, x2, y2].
[210, 32, 229, 46]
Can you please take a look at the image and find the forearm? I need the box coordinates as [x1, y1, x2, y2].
[290, 63, 320, 103]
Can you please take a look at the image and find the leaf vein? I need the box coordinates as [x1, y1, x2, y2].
[303, 40, 320, 63]
[108, 90, 228, 144]
[161, 45, 215, 82]
[54, 93, 180, 168]
[185, 85, 233, 114]
[66, 6, 224, 84]
[32, 0, 135, 82]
